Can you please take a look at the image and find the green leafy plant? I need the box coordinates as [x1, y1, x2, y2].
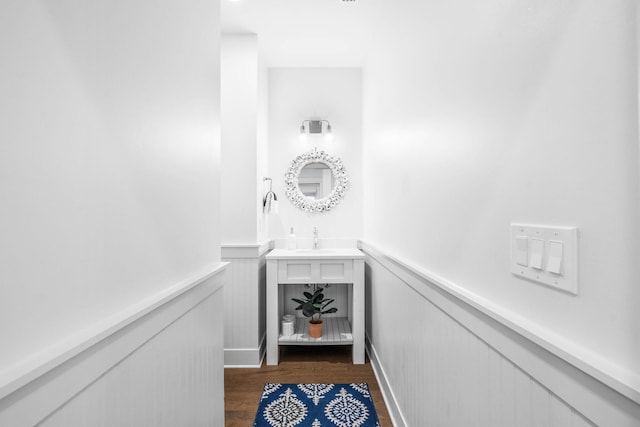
[292, 286, 338, 323]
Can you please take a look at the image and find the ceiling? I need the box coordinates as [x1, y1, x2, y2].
[221, 0, 384, 67]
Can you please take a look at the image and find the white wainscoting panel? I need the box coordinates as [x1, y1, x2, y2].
[222, 243, 269, 367]
[361, 242, 639, 427]
[0, 266, 226, 427]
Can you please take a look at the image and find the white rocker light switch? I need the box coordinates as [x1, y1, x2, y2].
[515, 236, 528, 266]
[530, 238, 544, 270]
[547, 240, 564, 275]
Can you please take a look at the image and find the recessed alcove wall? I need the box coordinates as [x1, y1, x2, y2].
[267, 68, 363, 242]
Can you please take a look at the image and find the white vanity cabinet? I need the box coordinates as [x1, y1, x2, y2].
[266, 248, 365, 365]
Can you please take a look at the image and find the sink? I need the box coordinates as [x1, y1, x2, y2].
[266, 247, 365, 260]
[293, 249, 336, 255]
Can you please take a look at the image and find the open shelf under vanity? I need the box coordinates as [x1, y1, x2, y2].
[278, 316, 353, 345]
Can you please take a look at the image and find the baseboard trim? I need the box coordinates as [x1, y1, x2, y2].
[366, 335, 406, 427]
[224, 334, 266, 368]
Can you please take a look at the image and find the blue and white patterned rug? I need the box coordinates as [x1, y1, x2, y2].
[253, 383, 381, 427]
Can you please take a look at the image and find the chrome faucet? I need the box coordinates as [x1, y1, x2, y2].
[313, 227, 319, 249]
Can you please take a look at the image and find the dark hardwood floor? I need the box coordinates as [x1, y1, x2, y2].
[224, 346, 392, 426]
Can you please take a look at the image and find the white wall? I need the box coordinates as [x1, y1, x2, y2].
[363, 0, 639, 392]
[222, 34, 267, 244]
[268, 68, 363, 241]
[0, 0, 223, 419]
[258, 53, 270, 242]
[221, 35, 269, 367]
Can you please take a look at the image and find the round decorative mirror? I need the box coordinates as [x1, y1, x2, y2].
[284, 149, 349, 212]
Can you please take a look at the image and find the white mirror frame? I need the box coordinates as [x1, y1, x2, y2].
[284, 148, 349, 213]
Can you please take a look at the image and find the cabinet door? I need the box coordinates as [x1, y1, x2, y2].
[278, 260, 353, 283]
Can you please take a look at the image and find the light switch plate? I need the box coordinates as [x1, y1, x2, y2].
[510, 223, 578, 295]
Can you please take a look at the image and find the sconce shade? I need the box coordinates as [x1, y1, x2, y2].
[309, 120, 322, 134]
[299, 119, 332, 138]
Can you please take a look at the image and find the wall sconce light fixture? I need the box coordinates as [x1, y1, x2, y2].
[300, 119, 333, 141]
[262, 177, 278, 214]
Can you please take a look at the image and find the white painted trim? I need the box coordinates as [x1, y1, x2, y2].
[360, 241, 640, 425]
[365, 335, 405, 427]
[224, 334, 265, 368]
[221, 241, 272, 258]
[0, 263, 228, 401]
[224, 349, 263, 368]
[224, 364, 263, 369]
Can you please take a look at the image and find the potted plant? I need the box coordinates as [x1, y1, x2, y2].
[292, 286, 338, 338]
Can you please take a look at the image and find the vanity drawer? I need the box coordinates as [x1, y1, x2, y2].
[277, 259, 353, 283]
